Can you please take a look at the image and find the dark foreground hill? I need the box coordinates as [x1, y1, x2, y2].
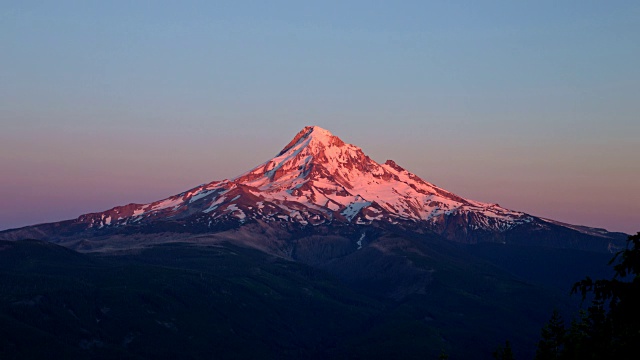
[0, 239, 612, 360]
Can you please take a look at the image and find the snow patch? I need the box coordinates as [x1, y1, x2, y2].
[203, 196, 227, 213]
[341, 201, 372, 222]
[357, 233, 365, 250]
[189, 189, 215, 203]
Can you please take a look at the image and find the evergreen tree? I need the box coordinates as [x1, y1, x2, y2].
[561, 301, 612, 360]
[562, 310, 588, 360]
[535, 309, 565, 360]
[493, 340, 515, 360]
[571, 232, 640, 359]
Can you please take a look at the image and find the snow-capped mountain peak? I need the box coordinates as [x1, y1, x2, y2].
[68, 126, 537, 239]
[236, 125, 375, 189]
[1, 125, 626, 251]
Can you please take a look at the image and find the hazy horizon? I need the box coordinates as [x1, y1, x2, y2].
[2, 1, 638, 234]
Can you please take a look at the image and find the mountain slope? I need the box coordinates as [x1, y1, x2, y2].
[0, 126, 626, 251]
[0, 239, 583, 360]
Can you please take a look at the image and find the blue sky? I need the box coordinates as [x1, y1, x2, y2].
[1, 1, 639, 233]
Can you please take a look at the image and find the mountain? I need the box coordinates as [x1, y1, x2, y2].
[0, 126, 626, 252]
[1, 126, 630, 359]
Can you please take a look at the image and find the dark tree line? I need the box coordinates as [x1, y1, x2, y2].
[535, 232, 640, 360]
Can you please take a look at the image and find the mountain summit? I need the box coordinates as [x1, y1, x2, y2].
[0, 126, 626, 251]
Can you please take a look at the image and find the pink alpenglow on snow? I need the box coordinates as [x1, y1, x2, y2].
[0, 126, 627, 253]
[74, 126, 536, 236]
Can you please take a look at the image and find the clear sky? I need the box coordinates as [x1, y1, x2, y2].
[1, 1, 639, 234]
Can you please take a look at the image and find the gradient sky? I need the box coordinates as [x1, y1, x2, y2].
[1, 1, 639, 234]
